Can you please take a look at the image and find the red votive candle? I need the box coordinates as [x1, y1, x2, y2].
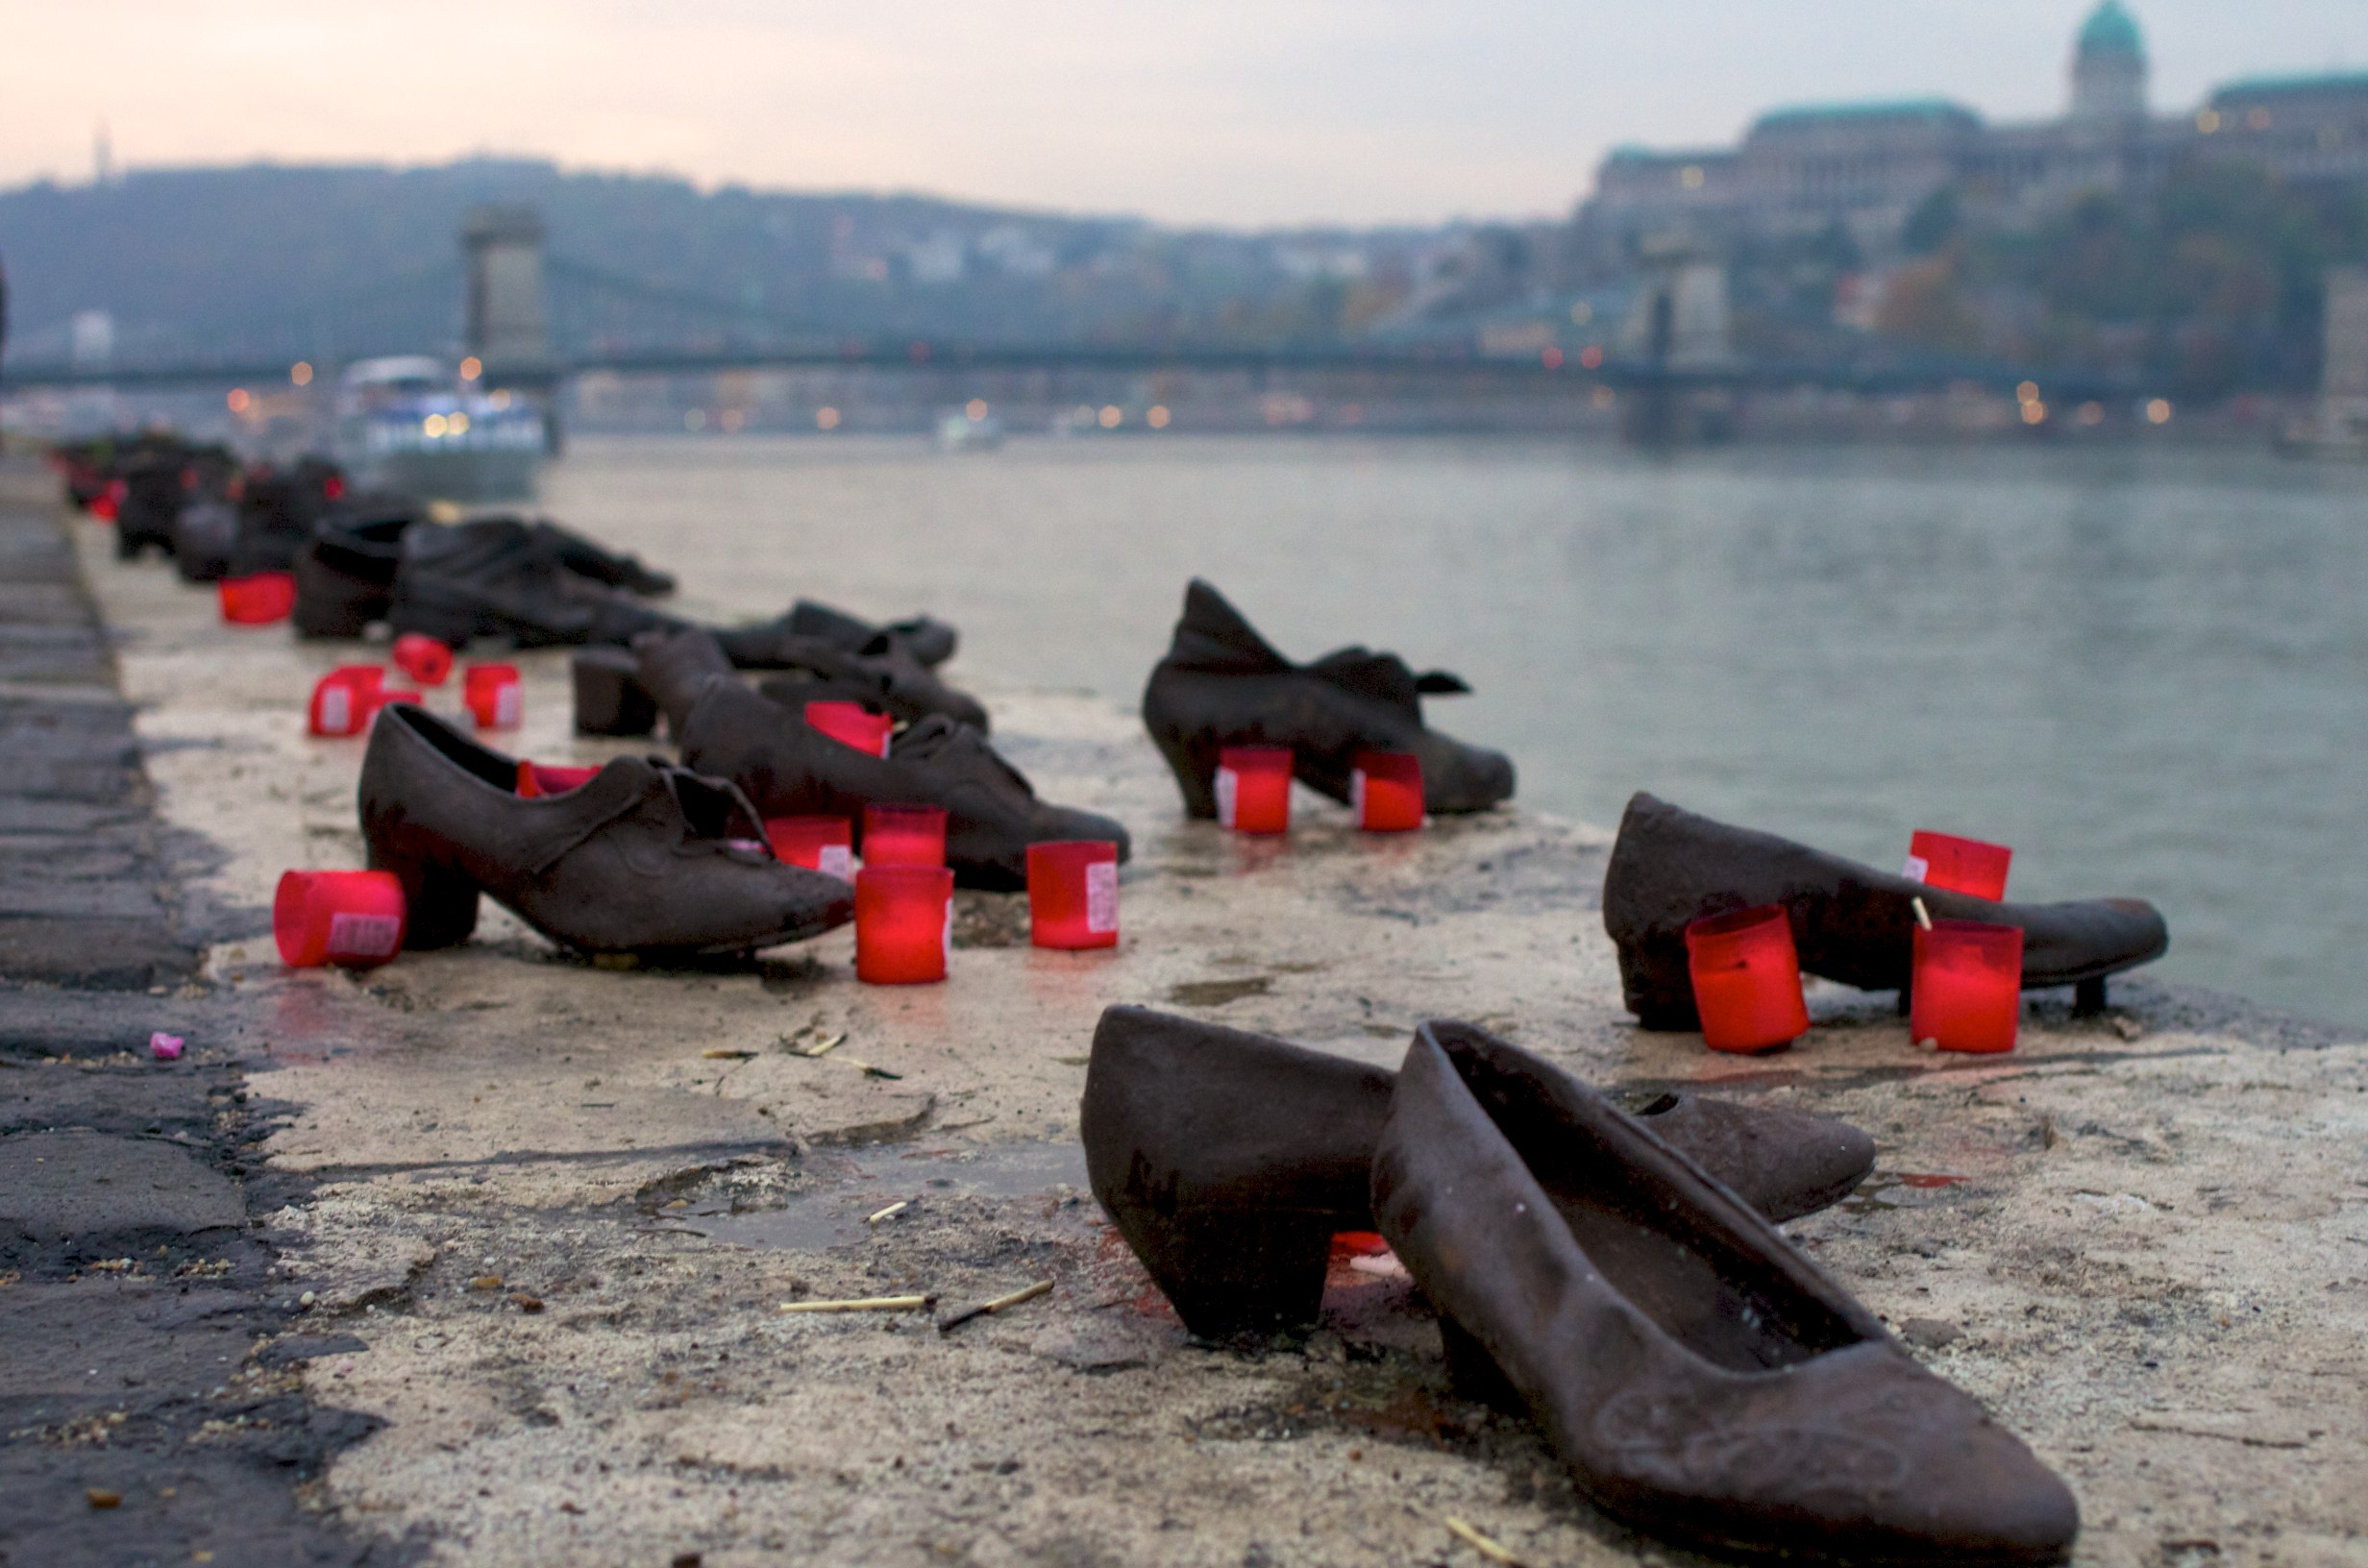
[1911, 919, 2024, 1054]
[1026, 840, 1120, 949]
[805, 700, 894, 758]
[92, 481, 124, 522]
[308, 665, 385, 737]
[462, 662, 523, 730]
[766, 816, 855, 880]
[1685, 905, 1813, 1053]
[1216, 747, 1293, 835]
[391, 633, 456, 687]
[273, 869, 407, 968]
[1352, 751, 1424, 833]
[855, 865, 953, 984]
[515, 761, 601, 797]
[862, 803, 948, 867]
[219, 572, 297, 625]
[1905, 830, 2012, 902]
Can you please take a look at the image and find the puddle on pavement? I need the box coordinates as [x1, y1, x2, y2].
[679, 1139, 1091, 1253]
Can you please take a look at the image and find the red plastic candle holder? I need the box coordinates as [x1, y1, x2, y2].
[1684, 904, 1812, 1053]
[1216, 747, 1293, 835]
[1352, 751, 1424, 833]
[273, 869, 407, 969]
[307, 666, 385, 737]
[863, 803, 948, 868]
[516, 761, 600, 797]
[462, 663, 523, 730]
[1911, 919, 2024, 1054]
[1905, 830, 2012, 902]
[855, 865, 953, 984]
[1026, 840, 1121, 949]
[219, 572, 297, 625]
[92, 481, 124, 522]
[391, 633, 456, 687]
[765, 816, 855, 880]
[805, 700, 894, 758]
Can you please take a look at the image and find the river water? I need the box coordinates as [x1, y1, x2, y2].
[544, 434, 2368, 1029]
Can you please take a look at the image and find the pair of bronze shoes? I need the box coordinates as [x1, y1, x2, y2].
[1083, 1006, 2078, 1565]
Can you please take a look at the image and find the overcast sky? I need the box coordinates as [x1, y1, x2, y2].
[3, 2, 2360, 227]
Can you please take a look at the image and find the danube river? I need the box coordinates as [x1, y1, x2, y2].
[545, 433, 2366, 1028]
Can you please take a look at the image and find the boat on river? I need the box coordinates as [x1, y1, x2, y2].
[334, 356, 546, 500]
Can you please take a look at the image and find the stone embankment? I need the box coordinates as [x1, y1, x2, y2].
[5, 459, 2365, 1566]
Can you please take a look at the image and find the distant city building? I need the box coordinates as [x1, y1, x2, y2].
[1574, 2, 2368, 268]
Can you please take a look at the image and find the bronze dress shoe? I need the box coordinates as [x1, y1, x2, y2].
[678, 679, 1126, 891]
[1603, 792, 2169, 1028]
[1081, 1005, 1874, 1338]
[1140, 579, 1514, 819]
[784, 598, 959, 669]
[1374, 1020, 2078, 1567]
[358, 703, 852, 956]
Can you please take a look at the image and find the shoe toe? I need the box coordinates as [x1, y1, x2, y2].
[1421, 740, 1517, 813]
[1037, 804, 1132, 863]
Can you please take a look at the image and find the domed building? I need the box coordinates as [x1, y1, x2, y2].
[1575, 2, 2368, 268]
[2070, 0, 2149, 125]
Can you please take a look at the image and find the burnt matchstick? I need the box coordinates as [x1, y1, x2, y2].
[936, 1279, 1053, 1334]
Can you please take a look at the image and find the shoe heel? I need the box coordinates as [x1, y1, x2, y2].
[1147, 731, 1220, 820]
[1439, 1316, 1525, 1414]
[1109, 1203, 1335, 1338]
[367, 847, 481, 948]
[572, 649, 657, 737]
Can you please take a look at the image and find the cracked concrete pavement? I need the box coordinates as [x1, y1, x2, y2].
[16, 461, 2368, 1567]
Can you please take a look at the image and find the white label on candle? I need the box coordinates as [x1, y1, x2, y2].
[941, 898, 953, 959]
[318, 686, 351, 735]
[817, 845, 854, 881]
[1351, 769, 1369, 822]
[326, 912, 402, 959]
[877, 733, 893, 759]
[494, 684, 522, 727]
[1085, 861, 1119, 934]
[1901, 854, 1930, 884]
[1215, 766, 1239, 827]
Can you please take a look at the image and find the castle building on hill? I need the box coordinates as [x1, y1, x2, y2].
[1573, 2, 2368, 269]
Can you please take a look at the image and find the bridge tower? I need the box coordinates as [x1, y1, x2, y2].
[460, 205, 559, 446]
[1616, 240, 1739, 445]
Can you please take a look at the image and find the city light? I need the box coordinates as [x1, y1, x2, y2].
[2077, 402, 2105, 426]
[2196, 110, 2223, 134]
[815, 406, 841, 430]
[965, 399, 989, 420]
[2145, 398, 2174, 425]
[458, 356, 483, 381]
[225, 388, 251, 413]
[289, 361, 313, 387]
[488, 390, 512, 410]
[2015, 380, 2041, 404]
[422, 413, 449, 436]
[448, 411, 471, 435]
[684, 409, 706, 431]
[1580, 345, 1604, 370]
[1147, 405, 1172, 429]
[2021, 401, 2047, 425]
[720, 408, 745, 432]
[1569, 302, 1593, 326]
[1098, 405, 1123, 428]
[1542, 346, 1565, 369]
[2248, 108, 2273, 131]
[1679, 164, 1706, 190]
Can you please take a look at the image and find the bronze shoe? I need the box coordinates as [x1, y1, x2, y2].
[1081, 1006, 1873, 1338]
[1140, 579, 1514, 818]
[1374, 1019, 2078, 1566]
[1603, 792, 2169, 1028]
[678, 679, 1126, 891]
[358, 703, 851, 956]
